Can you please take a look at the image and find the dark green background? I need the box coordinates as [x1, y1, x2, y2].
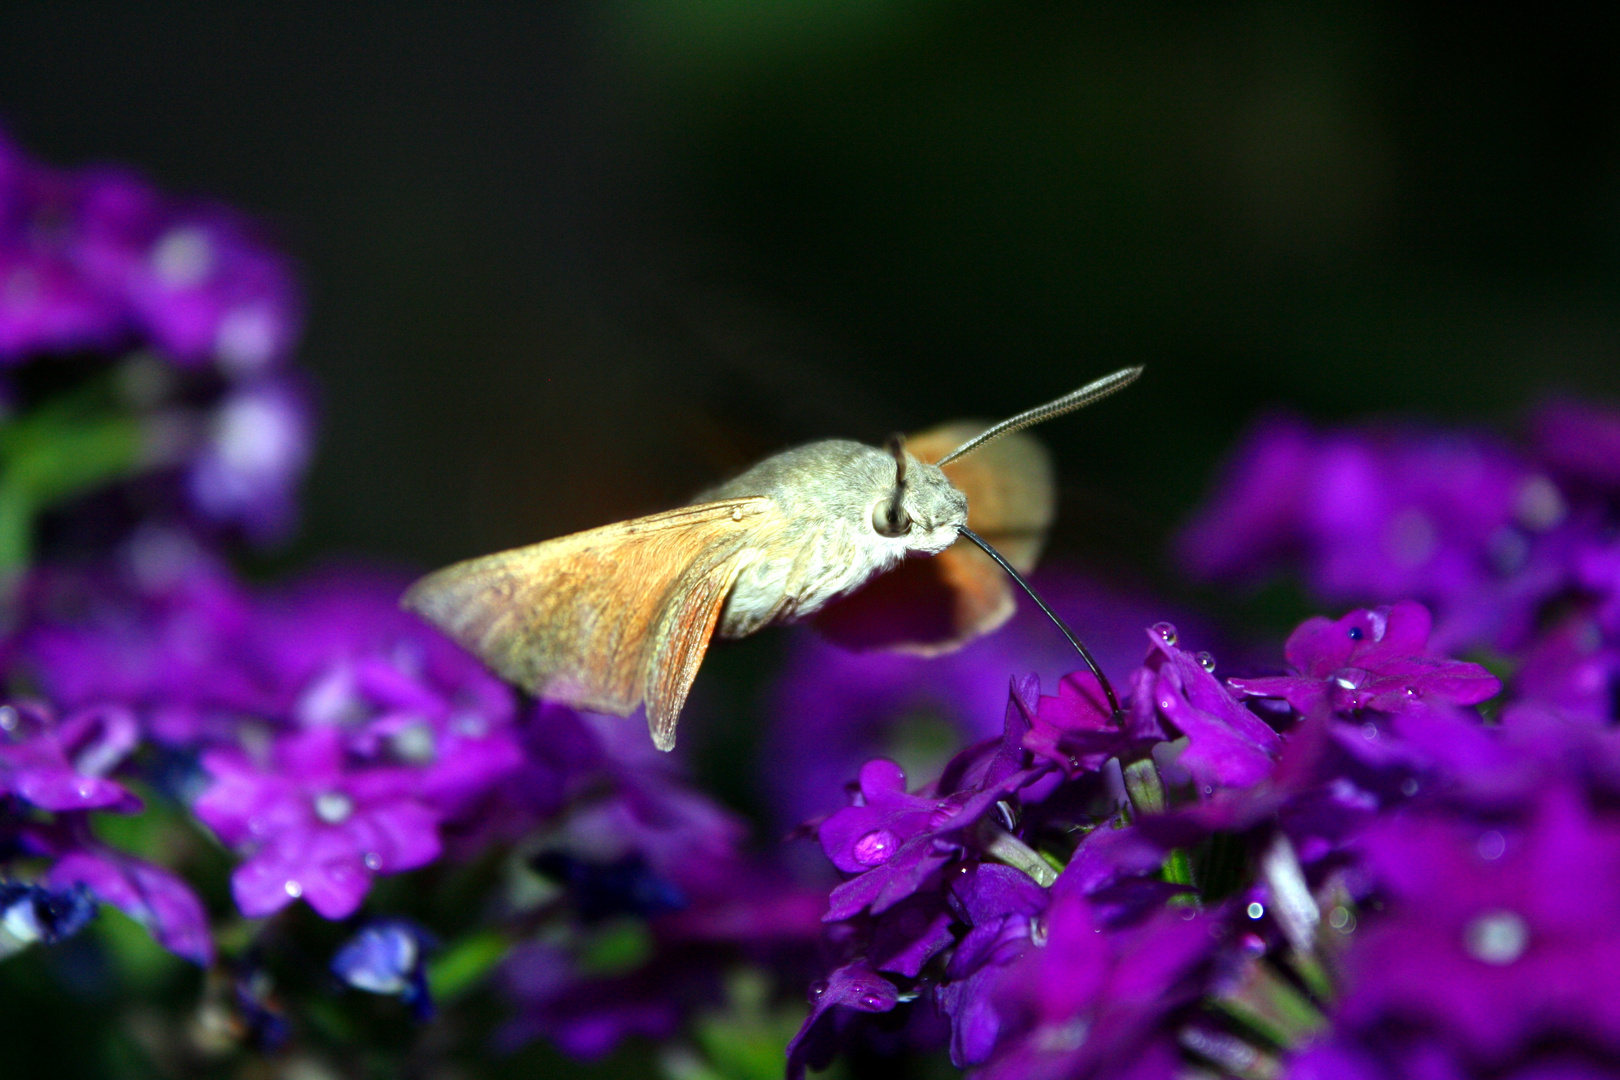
[3, 4, 1618, 1077]
[5, 3, 1615, 587]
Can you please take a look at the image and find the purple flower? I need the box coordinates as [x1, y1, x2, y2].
[1331, 787, 1620, 1066]
[786, 958, 903, 1078]
[47, 848, 212, 965]
[193, 726, 443, 919]
[1177, 415, 1573, 651]
[1130, 622, 1281, 789]
[1228, 601, 1501, 719]
[185, 375, 314, 543]
[0, 701, 140, 812]
[499, 942, 693, 1059]
[815, 685, 1050, 923]
[762, 570, 1182, 831]
[971, 888, 1217, 1080]
[1529, 397, 1620, 494]
[331, 919, 436, 1019]
[0, 130, 311, 547]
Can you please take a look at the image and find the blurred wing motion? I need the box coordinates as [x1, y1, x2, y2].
[402, 498, 782, 750]
[813, 424, 1055, 655]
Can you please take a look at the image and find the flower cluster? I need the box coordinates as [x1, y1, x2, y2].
[1174, 406, 1620, 655]
[0, 130, 310, 556]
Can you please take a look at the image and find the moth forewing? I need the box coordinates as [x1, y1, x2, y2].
[402, 497, 782, 748]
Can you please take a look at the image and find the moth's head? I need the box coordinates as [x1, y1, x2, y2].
[868, 439, 966, 556]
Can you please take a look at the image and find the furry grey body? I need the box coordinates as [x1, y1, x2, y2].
[696, 439, 968, 638]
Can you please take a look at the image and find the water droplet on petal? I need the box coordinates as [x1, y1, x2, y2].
[284, 880, 303, 898]
[1328, 906, 1352, 931]
[857, 993, 886, 1010]
[1246, 902, 1265, 919]
[77, 780, 95, 799]
[1403, 685, 1421, 699]
[1029, 916, 1048, 947]
[808, 980, 829, 999]
[1400, 778, 1420, 797]
[363, 852, 382, 871]
[1361, 722, 1380, 741]
[1152, 622, 1179, 647]
[1465, 910, 1528, 965]
[1476, 830, 1506, 861]
[1333, 667, 1371, 690]
[852, 829, 899, 867]
[1196, 651, 1216, 673]
[993, 799, 1020, 832]
[0, 705, 17, 732]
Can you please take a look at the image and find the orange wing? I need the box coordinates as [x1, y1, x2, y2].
[402, 498, 782, 750]
[812, 424, 1054, 655]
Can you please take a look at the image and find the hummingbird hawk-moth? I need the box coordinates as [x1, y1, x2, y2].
[403, 367, 1141, 750]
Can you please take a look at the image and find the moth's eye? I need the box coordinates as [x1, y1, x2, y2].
[871, 497, 912, 538]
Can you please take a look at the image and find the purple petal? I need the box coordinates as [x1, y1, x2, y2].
[48, 850, 213, 965]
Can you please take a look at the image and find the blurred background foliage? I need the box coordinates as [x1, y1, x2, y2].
[2, 3, 1618, 1076]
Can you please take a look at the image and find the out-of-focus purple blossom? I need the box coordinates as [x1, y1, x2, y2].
[193, 726, 443, 919]
[47, 848, 213, 965]
[0, 131, 312, 548]
[1529, 397, 1620, 494]
[1130, 622, 1281, 789]
[500, 941, 691, 1059]
[1328, 787, 1620, 1068]
[1228, 601, 1500, 719]
[0, 701, 141, 812]
[186, 376, 313, 543]
[0, 131, 299, 370]
[1176, 414, 1573, 651]
[0, 879, 96, 956]
[331, 918, 436, 1019]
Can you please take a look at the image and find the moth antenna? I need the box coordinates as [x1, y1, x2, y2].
[935, 365, 1143, 467]
[957, 525, 1121, 718]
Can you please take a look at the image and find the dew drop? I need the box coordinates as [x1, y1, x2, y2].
[1333, 667, 1371, 690]
[857, 993, 886, 1010]
[852, 829, 899, 867]
[1401, 778, 1420, 797]
[77, 780, 95, 799]
[1328, 906, 1353, 931]
[363, 852, 382, 871]
[1476, 830, 1507, 861]
[1246, 902, 1264, 920]
[314, 791, 355, 824]
[808, 980, 829, 999]
[1347, 626, 1364, 641]
[1151, 622, 1179, 647]
[284, 880, 303, 898]
[1361, 722, 1380, 741]
[1402, 685, 1422, 699]
[1029, 916, 1048, 947]
[1465, 910, 1528, 965]
[1196, 651, 1216, 673]
[0, 705, 17, 732]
